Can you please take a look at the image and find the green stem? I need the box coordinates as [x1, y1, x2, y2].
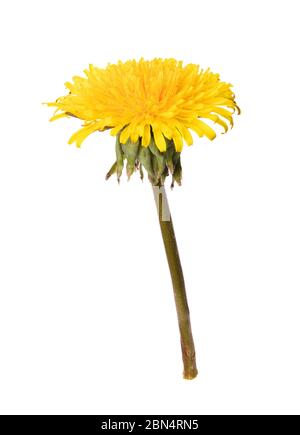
[153, 185, 198, 380]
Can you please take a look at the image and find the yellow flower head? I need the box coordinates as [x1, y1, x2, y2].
[48, 58, 239, 186]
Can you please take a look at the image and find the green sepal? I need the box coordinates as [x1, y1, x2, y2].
[160, 166, 169, 184]
[151, 154, 159, 185]
[121, 139, 140, 179]
[139, 164, 144, 181]
[115, 135, 124, 182]
[165, 140, 175, 174]
[108, 136, 182, 188]
[137, 146, 154, 178]
[149, 139, 166, 181]
[172, 154, 182, 187]
[105, 161, 117, 180]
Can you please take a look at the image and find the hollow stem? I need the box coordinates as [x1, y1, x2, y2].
[152, 185, 198, 380]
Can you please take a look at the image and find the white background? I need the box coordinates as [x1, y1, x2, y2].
[0, 0, 300, 415]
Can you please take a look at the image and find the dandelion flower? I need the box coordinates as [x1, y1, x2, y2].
[48, 58, 239, 186]
[47, 59, 239, 380]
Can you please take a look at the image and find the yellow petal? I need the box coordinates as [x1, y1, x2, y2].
[68, 121, 103, 147]
[110, 125, 124, 136]
[190, 119, 216, 140]
[131, 128, 139, 143]
[142, 124, 151, 147]
[50, 113, 68, 122]
[204, 114, 228, 133]
[160, 123, 174, 140]
[175, 122, 193, 146]
[212, 107, 233, 127]
[153, 127, 166, 152]
[173, 129, 183, 152]
[120, 125, 131, 144]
